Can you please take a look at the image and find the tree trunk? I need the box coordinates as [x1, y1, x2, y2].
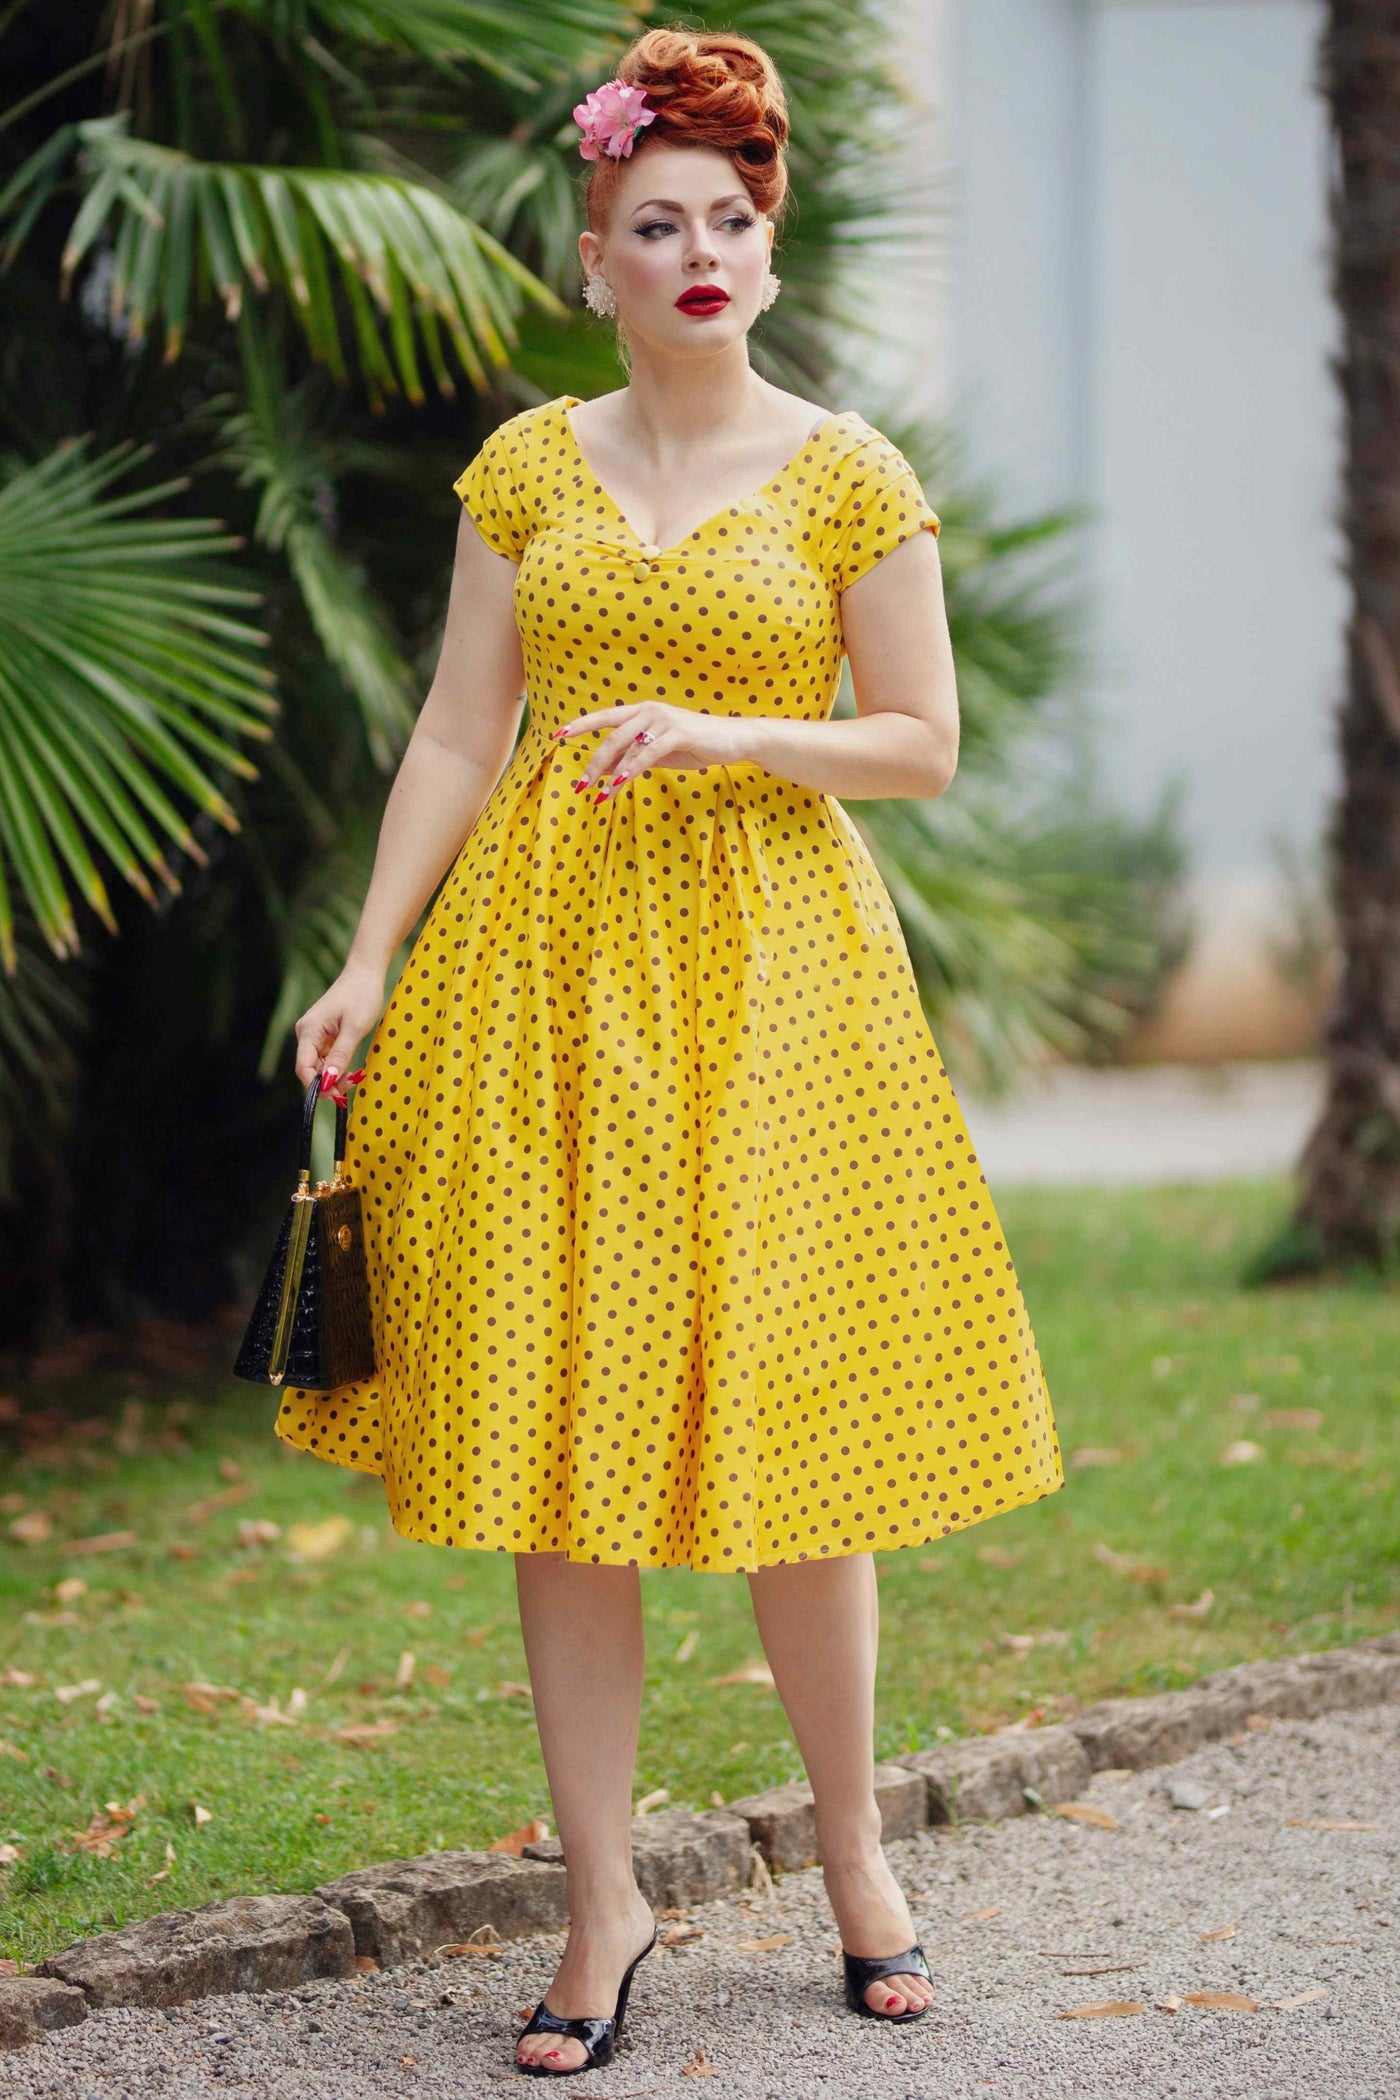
[1293, 5, 1400, 1266]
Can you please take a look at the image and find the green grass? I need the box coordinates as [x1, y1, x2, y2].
[2, 1175, 1396, 1965]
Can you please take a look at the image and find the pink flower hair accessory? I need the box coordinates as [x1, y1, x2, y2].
[573, 79, 658, 161]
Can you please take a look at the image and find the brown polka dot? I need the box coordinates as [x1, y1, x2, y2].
[272, 396, 1064, 1570]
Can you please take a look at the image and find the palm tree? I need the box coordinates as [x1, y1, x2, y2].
[0, 2, 1183, 1344]
[1275, 4, 1400, 1273]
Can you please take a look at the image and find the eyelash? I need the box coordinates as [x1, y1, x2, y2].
[636, 214, 756, 237]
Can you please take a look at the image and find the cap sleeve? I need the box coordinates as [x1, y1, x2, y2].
[452, 418, 534, 562]
[825, 434, 940, 594]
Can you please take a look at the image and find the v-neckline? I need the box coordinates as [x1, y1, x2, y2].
[558, 395, 849, 558]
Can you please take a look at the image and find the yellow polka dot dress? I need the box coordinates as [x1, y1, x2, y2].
[273, 395, 1065, 1569]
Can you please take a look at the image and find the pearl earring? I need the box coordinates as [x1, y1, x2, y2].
[582, 272, 616, 319]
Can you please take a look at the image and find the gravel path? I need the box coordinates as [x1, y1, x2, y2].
[7, 1700, 1396, 2100]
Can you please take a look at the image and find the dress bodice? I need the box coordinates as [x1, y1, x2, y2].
[452, 395, 941, 742]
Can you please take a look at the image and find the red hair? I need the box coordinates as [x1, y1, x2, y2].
[578, 26, 791, 236]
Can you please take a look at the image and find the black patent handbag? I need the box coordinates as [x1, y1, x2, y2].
[233, 1075, 376, 1392]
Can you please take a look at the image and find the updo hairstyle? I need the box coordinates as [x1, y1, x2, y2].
[578, 27, 792, 239]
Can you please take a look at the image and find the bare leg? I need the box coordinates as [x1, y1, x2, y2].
[746, 1553, 934, 2016]
[511, 1552, 656, 2069]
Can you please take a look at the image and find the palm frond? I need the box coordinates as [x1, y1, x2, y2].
[257, 795, 416, 1077]
[232, 0, 637, 92]
[1, 117, 569, 407]
[0, 439, 277, 971]
[209, 357, 416, 769]
[0, 895, 89, 1201]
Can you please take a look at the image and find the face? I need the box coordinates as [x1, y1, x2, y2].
[580, 143, 774, 348]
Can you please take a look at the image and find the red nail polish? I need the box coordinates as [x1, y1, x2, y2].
[573, 779, 586, 792]
[610, 773, 626, 785]
[593, 790, 608, 805]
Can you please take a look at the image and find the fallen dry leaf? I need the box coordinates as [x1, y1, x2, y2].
[7, 1510, 52, 1545]
[1091, 1542, 1171, 1583]
[70, 1530, 140, 1557]
[217, 1457, 244, 1484]
[634, 1787, 670, 1816]
[286, 1687, 309, 1718]
[1, 1668, 36, 1688]
[663, 1923, 704, 1946]
[962, 1907, 1001, 1920]
[332, 1719, 402, 1746]
[709, 1662, 776, 1688]
[977, 1544, 1023, 1567]
[354, 1954, 379, 1973]
[168, 1542, 198, 1563]
[424, 1664, 451, 1689]
[1198, 1922, 1238, 1941]
[1069, 1447, 1124, 1469]
[1261, 1407, 1324, 1432]
[1157, 1994, 1183, 2012]
[237, 1519, 281, 1548]
[53, 1577, 87, 1606]
[498, 1679, 533, 1702]
[680, 2046, 722, 2076]
[1271, 1987, 1328, 2010]
[67, 1796, 142, 1857]
[914, 1554, 944, 1571]
[1219, 1440, 1265, 1467]
[54, 1679, 101, 1706]
[322, 1646, 350, 1686]
[395, 1651, 416, 1691]
[185, 1484, 253, 1526]
[487, 1816, 549, 1856]
[1283, 1816, 1379, 1831]
[1051, 1802, 1119, 1831]
[1166, 1589, 1216, 1620]
[285, 1515, 352, 1561]
[1057, 2000, 1145, 2019]
[191, 1803, 213, 1825]
[0, 1739, 30, 1762]
[674, 1629, 699, 1662]
[245, 1697, 299, 1728]
[1183, 1990, 1259, 2011]
[403, 1599, 432, 1620]
[437, 1924, 504, 1959]
[736, 1934, 792, 1952]
[0, 1843, 22, 1865]
[1059, 1962, 1142, 1976]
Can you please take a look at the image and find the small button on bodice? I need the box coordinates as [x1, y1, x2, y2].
[632, 542, 662, 583]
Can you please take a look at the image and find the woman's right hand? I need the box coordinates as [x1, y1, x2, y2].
[293, 960, 387, 1091]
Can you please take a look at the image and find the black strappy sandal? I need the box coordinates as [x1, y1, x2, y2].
[841, 1942, 934, 2022]
[513, 1917, 659, 2076]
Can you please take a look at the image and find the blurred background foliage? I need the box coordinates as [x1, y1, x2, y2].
[0, 0, 1185, 1348]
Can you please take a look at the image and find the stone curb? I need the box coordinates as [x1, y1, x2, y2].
[3, 1629, 1396, 2050]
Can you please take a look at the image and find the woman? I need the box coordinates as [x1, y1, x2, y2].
[281, 24, 1064, 2079]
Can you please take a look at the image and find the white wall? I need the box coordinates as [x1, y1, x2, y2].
[860, 0, 1348, 1056]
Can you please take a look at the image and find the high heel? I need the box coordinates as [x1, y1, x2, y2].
[841, 1942, 934, 2022]
[514, 1914, 659, 2076]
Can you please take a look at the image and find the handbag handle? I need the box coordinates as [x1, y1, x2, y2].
[296, 1074, 350, 1190]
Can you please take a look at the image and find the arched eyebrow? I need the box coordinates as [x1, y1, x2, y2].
[628, 194, 752, 215]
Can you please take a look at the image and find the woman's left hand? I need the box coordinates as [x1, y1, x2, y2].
[551, 703, 755, 801]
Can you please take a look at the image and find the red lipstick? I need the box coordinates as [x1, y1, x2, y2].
[675, 284, 730, 316]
